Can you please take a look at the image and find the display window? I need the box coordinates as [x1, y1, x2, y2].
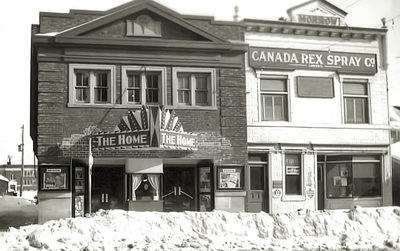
[39, 166, 70, 191]
[127, 174, 161, 201]
[325, 155, 381, 198]
[217, 166, 244, 190]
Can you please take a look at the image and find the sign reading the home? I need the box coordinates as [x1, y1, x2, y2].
[160, 130, 196, 150]
[93, 131, 150, 148]
[298, 14, 340, 26]
[92, 106, 197, 150]
[249, 47, 377, 75]
[159, 107, 197, 150]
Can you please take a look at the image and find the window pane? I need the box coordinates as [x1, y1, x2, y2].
[146, 74, 159, 104]
[343, 83, 367, 95]
[273, 96, 287, 121]
[195, 91, 208, 105]
[131, 174, 160, 201]
[261, 95, 273, 121]
[128, 74, 140, 88]
[147, 75, 158, 88]
[355, 98, 368, 123]
[285, 154, 301, 195]
[178, 90, 190, 104]
[353, 163, 380, 197]
[345, 98, 355, 123]
[250, 166, 264, 190]
[260, 79, 287, 92]
[76, 72, 89, 87]
[178, 74, 190, 89]
[326, 163, 352, 198]
[97, 73, 108, 87]
[76, 88, 89, 103]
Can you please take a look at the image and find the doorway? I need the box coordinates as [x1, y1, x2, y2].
[317, 163, 325, 210]
[163, 166, 197, 211]
[91, 166, 125, 212]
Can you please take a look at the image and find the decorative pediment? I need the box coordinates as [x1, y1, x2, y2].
[287, 0, 347, 26]
[54, 0, 227, 45]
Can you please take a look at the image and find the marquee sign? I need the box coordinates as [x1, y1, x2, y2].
[249, 47, 377, 75]
[92, 106, 197, 150]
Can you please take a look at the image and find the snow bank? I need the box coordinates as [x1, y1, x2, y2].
[1, 206, 400, 250]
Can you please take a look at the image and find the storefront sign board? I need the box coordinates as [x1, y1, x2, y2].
[249, 47, 377, 75]
[93, 131, 150, 149]
[298, 14, 340, 26]
[160, 130, 197, 150]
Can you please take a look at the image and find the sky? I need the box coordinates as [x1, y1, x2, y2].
[0, 0, 399, 165]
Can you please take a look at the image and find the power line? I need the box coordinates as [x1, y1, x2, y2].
[342, 0, 363, 10]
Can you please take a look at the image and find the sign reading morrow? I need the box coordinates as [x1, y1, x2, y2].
[249, 47, 377, 75]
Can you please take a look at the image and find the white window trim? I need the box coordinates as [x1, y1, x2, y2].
[340, 77, 371, 125]
[282, 152, 306, 200]
[121, 66, 166, 107]
[258, 74, 290, 122]
[172, 67, 216, 109]
[68, 64, 116, 106]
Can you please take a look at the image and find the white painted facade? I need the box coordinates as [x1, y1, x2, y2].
[244, 1, 391, 213]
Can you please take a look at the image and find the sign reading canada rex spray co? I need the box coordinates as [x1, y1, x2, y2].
[249, 47, 377, 75]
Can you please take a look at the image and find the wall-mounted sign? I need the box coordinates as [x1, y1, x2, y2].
[160, 130, 197, 150]
[286, 166, 301, 175]
[272, 188, 283, 198]
[249, 47, 377, 75]
[305, 186, 315, 199]
[92, 106, 197, 151]
[298, 14, 340, 26]
[93, 131, 150, 149]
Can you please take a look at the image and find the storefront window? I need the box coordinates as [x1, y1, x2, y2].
[285, 154, 302, 195]
[326, 155, 381, 198]
[127, 174, 160, 201]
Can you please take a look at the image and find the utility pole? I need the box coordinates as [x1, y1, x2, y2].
[19, 124, 25, 197]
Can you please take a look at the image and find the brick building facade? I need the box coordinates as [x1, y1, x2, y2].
[31, 0, 247, 222]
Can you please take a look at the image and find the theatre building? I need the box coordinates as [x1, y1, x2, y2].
[244, 0, 392, 212]
[30, 0, 247, 222]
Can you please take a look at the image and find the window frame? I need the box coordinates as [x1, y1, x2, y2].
[121, 66, 166, 107]
[259, 75, 289, 122]
[342, 79, 370, 124]
[172, 67, 216, 109]
[126, 173, 162, 201]
[283, 153, 304, 198]
[325, 155, 382, 199]
[68, 64, 116, 106]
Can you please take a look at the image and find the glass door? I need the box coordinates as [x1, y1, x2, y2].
[163, 166, 196, 211]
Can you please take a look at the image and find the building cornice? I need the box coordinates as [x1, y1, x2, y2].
[243, 19, 387, 41]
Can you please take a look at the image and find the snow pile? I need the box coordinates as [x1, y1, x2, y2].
[1, 206, 400, 250]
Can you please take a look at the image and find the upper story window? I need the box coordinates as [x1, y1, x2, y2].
[260, 76, 288, 121]
[122, 66, 166, 106]
[172, 68, 216, 109]
[343, 80, 369, 124]
[126, 15, 162, 37]
[69, 64, 115, 106]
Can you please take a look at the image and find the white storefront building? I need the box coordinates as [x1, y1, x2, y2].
[244, 0, 391, 213]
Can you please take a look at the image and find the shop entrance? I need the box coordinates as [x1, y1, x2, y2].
[163, 166, 197, 211]
[91, 166, 125, 212]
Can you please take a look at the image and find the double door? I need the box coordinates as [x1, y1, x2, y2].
[163, 166, 196, 211]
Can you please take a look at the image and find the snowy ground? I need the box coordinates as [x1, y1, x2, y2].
[1, 206, 400, 250]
